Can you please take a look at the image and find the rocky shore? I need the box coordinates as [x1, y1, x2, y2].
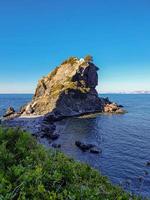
[2, 56, 126, 149]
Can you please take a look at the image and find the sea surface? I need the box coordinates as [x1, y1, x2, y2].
[0, 94, 150, 197]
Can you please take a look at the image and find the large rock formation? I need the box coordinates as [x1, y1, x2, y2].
[2, 56, 125, 123]
[2, 56, 125, 139]
[22, 57, 106, 119]
[20, 56, 125, 120]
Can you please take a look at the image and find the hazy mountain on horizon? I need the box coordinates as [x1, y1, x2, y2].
[101, 90, 150, 94]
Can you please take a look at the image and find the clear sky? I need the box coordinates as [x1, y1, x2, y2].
[0, 0, 150, 93]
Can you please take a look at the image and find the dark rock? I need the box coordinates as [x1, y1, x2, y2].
[118, 104, 124, 108]
[138, 176, 143, 182]
[90, 147, 102, 154]
[50, 133, 60, 140]
[3, 107, 15, 117]
[41, 124, 56, 133]
[144, 170, 149, 175]
[19, 104, 27, 114]
[146, 161, 150, 166]
[102, 97, 111, 104]
[41, 131, 60, 140]
[75, 141, 95, 152]
[75, 141, 102, 154]
[52, 143, 61, 148]
[43, 114, 56, 122]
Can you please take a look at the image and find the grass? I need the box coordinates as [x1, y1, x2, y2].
[47, 66, 60, 81]
[49, 80, 90, 99]
[0, 127, 140, 200]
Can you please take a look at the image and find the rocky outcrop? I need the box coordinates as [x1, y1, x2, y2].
[104, 104, 125, 114]
[3, 107, 15, 117]
[21, 56, 125, 119]
[75, 141, 102, 154]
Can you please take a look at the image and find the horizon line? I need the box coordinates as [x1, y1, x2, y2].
[0, 91, 150, 95]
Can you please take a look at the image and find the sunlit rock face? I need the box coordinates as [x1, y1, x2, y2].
[22, 57, 102, 118]
[22, 56, 125, 119]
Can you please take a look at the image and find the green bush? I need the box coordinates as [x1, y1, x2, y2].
[0, 127, 139, 200]
[84, 55, 93, 63]
[61, 57, 78, 66]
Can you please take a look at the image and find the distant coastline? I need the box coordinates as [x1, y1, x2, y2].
[101, 91, 150, 94]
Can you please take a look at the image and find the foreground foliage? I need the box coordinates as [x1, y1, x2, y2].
[0, 127, 139, 200]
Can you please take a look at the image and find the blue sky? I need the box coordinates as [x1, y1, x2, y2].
[0, 0, 150, 93]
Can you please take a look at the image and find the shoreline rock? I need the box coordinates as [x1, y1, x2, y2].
[75, 141, 101, 154]
[3, 107, 16, 118]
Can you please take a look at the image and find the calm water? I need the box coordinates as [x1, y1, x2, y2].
[0, 94, 150, 197]
[0, 94, 32, 116]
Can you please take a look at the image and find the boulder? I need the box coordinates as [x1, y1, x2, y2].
[118, 104, 124, 108]
[41, 123, 56, 133]
[146, 161, 150, 166]
[24, 104, 34, 115]
[104, 103, 125, 114]
[3, 107, 15, 118]
[90, 147, 102, 154]
[49, 133, 60, 140]
[75, 141, 96, 152]
[41, 131, 60, 140]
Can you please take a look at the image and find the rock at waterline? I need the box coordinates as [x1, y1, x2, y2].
[75, 141, 101, 154]
[75, 141, 95, 151]
[41, 131, 60, 140]
[3, 107, 15, 117]
[103, 102, 126, 114]
[90, 147, 102, 154]
[146, 161, 150, 166]
[40, 123, 56, 133]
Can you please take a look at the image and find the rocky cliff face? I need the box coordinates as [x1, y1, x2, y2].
[21, 56, 125, 119]
[22, 57, 104, 118]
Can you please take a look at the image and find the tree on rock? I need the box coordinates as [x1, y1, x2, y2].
[84, 55, 93, 63]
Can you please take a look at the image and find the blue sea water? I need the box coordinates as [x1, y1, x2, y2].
[0, 94, 150, 197]
[0, 94, 33, 116]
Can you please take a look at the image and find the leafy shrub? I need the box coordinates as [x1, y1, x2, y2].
[61, 59, 68, 65]
[84, 55, 93, 63]
[0, 127, 139, 200]
[61, 57, 78, 66]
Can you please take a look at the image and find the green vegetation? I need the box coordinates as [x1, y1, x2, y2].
[61, 56, 78, 66]
[49, 80, 90, 98]
[84, 55, 93, 63]
[48, 66, 60, 81]
[0, 127, 139, 200]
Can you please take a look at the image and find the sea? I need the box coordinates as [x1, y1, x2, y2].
[0, 94, 150, 197]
